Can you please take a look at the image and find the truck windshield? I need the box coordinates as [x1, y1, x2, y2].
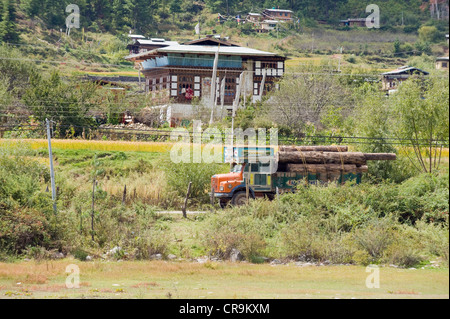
[231, 164, 243, 173]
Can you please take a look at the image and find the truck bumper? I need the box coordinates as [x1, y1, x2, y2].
[209, 192, 232, 199]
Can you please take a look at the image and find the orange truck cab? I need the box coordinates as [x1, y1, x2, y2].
[211, 146, 277, 208]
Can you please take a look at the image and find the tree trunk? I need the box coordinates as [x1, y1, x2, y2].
[279, 145, 349, 152]
[363, 153, 397, 161]
[287, 164, 361, 173]
[278, 151, 367, 165]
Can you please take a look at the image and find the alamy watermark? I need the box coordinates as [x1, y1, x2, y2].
[365, 265, 380, 289]
[366, 4, 380, 29]
[169, 121, 278, 164]
[66, 4, 80, 34]
[65, 264, 80, 289]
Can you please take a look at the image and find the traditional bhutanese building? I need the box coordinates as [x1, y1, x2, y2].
[381, 66, 429, 95]
[262, 8, 293, 21]
[125, 36, 286, 121]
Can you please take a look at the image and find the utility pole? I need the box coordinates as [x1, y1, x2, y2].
[210, 46, 220, 125]
[220, 73, 226, 119]
[46, 119, 57, 213]
[230, 72, 244, 169]
[259, 69, 267, 100]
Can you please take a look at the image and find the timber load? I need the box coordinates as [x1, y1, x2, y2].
[277, 146, 396, 175]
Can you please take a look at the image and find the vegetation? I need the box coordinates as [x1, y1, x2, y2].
[0, 142, 448, 270]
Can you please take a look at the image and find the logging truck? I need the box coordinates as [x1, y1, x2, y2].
[211, 146, 396, 207]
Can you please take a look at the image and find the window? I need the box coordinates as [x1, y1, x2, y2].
[442, 62, 448, 68]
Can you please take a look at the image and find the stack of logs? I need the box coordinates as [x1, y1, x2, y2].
[277, 146, 396, 178]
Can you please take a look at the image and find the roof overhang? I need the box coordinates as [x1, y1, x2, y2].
[157, 45, 281, 58]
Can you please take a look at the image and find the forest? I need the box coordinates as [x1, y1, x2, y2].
[1, 0, 443, 35]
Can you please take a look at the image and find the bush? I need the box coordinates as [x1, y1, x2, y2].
[0, 206, 51, 254]
[352, 218, 395, 262]
[131, 229, 170, 260]
[203, 210, 269, 261]
[163, 158, 228, 204]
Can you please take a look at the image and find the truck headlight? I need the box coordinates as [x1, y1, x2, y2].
[220, 186, 224, 191]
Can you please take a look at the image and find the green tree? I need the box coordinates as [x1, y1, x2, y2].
[112, 0, 133, 31]
[391, 76, 449, 174]
[21, 0, 42, 17]
[23, 72, 98, 137]
[0, 0, 19, 43]
[419, 25, 439, 43]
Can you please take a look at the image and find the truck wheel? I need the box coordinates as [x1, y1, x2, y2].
[231, 192, 249, 206]
[219, 199, 230, 209]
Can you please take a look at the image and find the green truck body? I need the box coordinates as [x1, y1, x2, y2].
[211, 146, 362, 207]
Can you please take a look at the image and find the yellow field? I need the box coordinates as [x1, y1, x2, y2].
[0, 139, 174, 153]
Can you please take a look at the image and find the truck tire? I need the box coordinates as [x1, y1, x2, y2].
[231, 192, 249, 206]
[219, 199, 230, 209]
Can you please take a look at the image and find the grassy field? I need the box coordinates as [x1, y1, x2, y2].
[0, 260, 448, 299]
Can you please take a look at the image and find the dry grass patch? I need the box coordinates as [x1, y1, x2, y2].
[0, 261, 448, 299]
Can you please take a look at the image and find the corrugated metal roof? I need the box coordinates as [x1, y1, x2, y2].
[136, 39, 179, 46]
[382, 67, 429, 75]
[157, 45, 278, 57]
[264, 8, 293, 13]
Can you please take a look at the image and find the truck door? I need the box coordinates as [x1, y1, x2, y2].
[248, 162, 272, 191]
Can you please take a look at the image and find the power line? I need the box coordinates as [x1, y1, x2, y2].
[1, 55, 448, 79]
[1, 123, 448, 144]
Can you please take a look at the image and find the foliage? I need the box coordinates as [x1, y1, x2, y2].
[391, 76, 449, 174]
[163, 157, 228, 203]
[418, 25, 440, 43]
[22, 71, 98, 137]
[0, 0, 19, 43]
[0, 151, 54, 254]
[265, 65, 353, 136]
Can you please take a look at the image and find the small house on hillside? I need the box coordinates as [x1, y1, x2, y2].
[247, 13, 262, 22]
[126, 38, 179, 55]
[262, 8, 293, 21]
[340, 18, 367, 27]
[436, 57, 449, 70]
[381, 66, 429, 93]
[258, 20, 282, 33]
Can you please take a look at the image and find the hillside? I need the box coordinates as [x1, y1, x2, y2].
[1, 1, 448, 74]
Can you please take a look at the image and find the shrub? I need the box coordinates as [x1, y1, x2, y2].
[163, 158, 228, 203]
[203, 211, 269, 261]
[131, 229, 170, 260]
[0, 206, 51, 254]
[280, 216, 324, 261]
[351, 218, 395, 263]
